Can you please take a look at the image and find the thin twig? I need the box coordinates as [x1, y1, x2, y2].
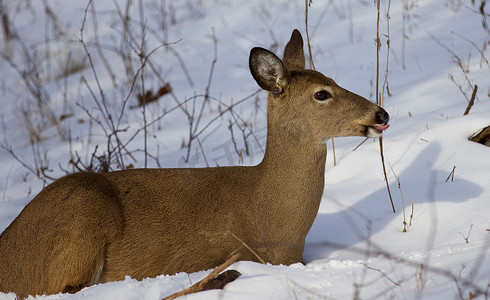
[193, 91, 260, 140]
[184, 28, 218, 163]
[194, 28, 218, 133]
[451, 31, 490, 70]
[167, 45, 195, 87]
[80, 0, 126, 169]
[90, 1, 117, 86]
[360, 263, 401, 286]
[197, 138, 209, 167]
[118, 42, 168, 127]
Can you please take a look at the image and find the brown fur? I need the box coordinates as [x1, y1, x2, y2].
[0, 29, 389, 298]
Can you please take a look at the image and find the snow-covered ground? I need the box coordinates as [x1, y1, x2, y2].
[0, 0, 489, 299]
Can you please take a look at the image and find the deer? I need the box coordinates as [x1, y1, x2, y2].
[0, 29, 389, 298]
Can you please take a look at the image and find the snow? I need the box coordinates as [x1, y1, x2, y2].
[1, 0, 489, 299]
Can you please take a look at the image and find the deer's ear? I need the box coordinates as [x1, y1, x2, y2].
[283, 29, 305, 70]
[249, 47, 290, 96]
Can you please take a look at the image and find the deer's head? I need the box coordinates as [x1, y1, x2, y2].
[250, 29, 389, 145]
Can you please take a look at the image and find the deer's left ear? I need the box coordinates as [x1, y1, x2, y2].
[249, 47, 290, 97]
[283, 29, 305, 70]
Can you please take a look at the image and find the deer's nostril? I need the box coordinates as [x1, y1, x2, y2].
[376, 110, 390, 124]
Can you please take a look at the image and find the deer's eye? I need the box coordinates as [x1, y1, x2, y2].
[314, 90, 332, 101]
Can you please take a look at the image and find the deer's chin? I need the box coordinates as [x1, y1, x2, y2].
[366, 124, 390, 138]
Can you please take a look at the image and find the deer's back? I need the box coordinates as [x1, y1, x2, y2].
[100, 166, 262, 281]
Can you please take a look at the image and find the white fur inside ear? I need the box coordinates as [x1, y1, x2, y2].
[257, 58, 281, 81]
[250, 47, 288, 94]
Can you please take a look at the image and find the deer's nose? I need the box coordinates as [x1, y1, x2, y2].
[376, 109, 390, 125]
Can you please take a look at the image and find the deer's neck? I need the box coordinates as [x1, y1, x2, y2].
[256, 105, 327, 242]
[260, 126, 327, 207]
[261, 127, 327, 179]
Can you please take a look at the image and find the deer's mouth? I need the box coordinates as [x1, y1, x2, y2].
[366, 123, 390, 137]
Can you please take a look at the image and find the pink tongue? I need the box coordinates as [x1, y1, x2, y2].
[373, 124, 390, 131]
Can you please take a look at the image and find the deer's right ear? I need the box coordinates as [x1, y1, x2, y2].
[249, 47, 290, 97]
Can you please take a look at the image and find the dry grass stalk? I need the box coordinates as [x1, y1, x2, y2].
[409, 198, 414, 226]
[445, 165, 456, 182]
[414, 264, 427, 291]
[304, 0, 316, 70]
[229, 231, 266, 264]
[376, 0, 395, 213]
[459, 224, 473, 244]
[390, 164, 407, 231]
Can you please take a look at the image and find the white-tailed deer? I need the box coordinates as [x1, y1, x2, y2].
[0, 29, 389, 298]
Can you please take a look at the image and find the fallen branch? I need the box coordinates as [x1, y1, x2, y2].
[162, 253, 241, 300]
[469, 125, 490, 146]
[463, 84, 478, 115]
